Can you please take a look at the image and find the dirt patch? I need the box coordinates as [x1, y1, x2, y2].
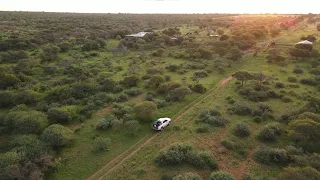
[236, 148, 255, 180]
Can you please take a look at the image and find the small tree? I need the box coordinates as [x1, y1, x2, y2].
[289, 119, 320, 153]
[166, 87, 191, 102]
[40, 124, 73, 148]
[135, 101, 157, 122]
[227, 48, 242, 61]
[232, 71, 253, 86]
[39, 44, 60, 62]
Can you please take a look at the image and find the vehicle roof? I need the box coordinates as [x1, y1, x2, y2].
[157, 118, 171, 121]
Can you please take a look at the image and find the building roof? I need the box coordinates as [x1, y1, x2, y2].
[296, 40, 313, 45]
[125, 32, 151, 38]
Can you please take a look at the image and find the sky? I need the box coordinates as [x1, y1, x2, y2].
[0, 0, 319, 14]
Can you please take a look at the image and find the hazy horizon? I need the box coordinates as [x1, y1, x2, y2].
[1, 0, 319, 14]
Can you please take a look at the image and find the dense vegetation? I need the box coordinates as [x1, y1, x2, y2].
[0, 11, 319, 180]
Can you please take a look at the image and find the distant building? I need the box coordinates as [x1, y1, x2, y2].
[125, 32, 151, 38]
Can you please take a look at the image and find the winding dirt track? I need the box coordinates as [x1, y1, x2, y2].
[86, 20, 307, 180]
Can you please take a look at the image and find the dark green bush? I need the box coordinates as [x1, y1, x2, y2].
[228, 103, 252, 116]
[190, 84, 207, 93]
[155, 143, 217, 170]
[253, 145, 289, 165]
[196, 109, 227, 127]
[275, 82, 285, 88]
[96, 117, 113, 130]
[233, 123, 251, 137]
[287, 76, 297, 83]
[124, 87, 143, 97]
[293, 67, 303, 74]
[257, 123, 282, 142]
[300, 78, 317, 86]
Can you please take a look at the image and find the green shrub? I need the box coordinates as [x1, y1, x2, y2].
[253, 145, 288, 165]
[96, 117, 113, 130]
[47, 106, 77, 124]
[187, 151, 218, 169]
[233, 123, 250, 137]
[124, 87, 143, 97]
[287, 76, 297, 83]
[257, 123, 281, 142]
[196, 109, 227, 127]
[165, 87, 191, 102]
[289, 119, 320, 153]
[155, 143, 217, 170]
[228, 103, 252, 116]
[208, 171, 235, 180]
[92, 137, 111, 152]
[293, 67, 303, 74]
[190, 84, 207, 93]
[4, 110, 48, 134]
[275, 82, 285, 88]
[41, 124, 73, 148]
[300, 78, 317, 86]
[135, 101, 157, 122]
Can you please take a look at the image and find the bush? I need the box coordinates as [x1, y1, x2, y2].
[193, 70, 208, 78]
[289, 119, 320, 153]
[196, 109, 227, 127]
[165, 87, 191, 102]
[287, 76, 297, 83]
[40, 124, 73, 148]
[228, 103, 252, 116]
[278, 167, 320, 180]
[190, 84, 207, 93]
[209, 171, 235, 180]
[157, 82, 182, 94]
[115, 93, 129, 102]
[253, 145, 289, 165]
[300, 78, 317, 86]
[96, 117, 113, 130]
[122, 75, 140, 87]
[275, 82, 285, 88]
[47, 106, 77, 124]
[155, 143, 217, 170]
[93, 137, 111, 152]
[293, 67, 303, 74]
[188, 151, 218, 170]
[4, 110, 48, 134]
[172, 172, 202, 180]
[124, 87, 143, 97]
[233, 123, 250, 137]
[257, 123, 282, 142]
[135, 101, 157, 122]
